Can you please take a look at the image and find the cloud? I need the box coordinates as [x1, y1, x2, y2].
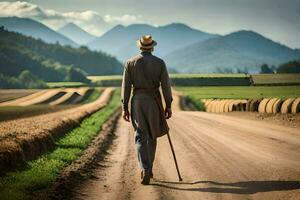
[0, 1, 144, 36]
[104, 14, 144, 25]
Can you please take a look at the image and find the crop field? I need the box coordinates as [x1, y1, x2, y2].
[0, 89, 39, 103]
[0, 87, 98, 107]
[0, 89, 121, 199]
[46, 82, 87, 88]
[251, 74, 300, 85]
[0, 88, 102, 121]
[176, 86, 300, 99]
[1, 75, 300, 200]
[88, 73, 300, 87]
[0, 105, 75, 121]
[177, 86, 300, 113]
[88, 74, 252, 86]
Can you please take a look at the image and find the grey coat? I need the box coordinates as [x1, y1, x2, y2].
[121, 52, 173, 139]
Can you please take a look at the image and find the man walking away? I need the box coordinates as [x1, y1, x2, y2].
[121, 35, 173, 185]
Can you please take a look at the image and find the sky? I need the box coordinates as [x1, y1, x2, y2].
[0, 0, 299, 48]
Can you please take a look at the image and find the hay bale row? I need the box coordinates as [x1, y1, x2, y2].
[202, 97, 300, 114]
[202, 99, 248, 113]
[291, 98, 300, 114]
[258, 98, 300, 114]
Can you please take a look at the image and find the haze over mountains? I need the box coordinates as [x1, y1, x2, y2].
[87, 23, 218, 61]
[0, 17, 78, 47]
[86, 23, 300, 73]
[58, 23, 96, 45]
[165, 30, 300, 73]
[1, 16, 299, 73]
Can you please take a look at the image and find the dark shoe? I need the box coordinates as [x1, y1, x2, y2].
[141, 171, 153, 179]
[141, 171, 151, 185]
[150, 172, 153, 179]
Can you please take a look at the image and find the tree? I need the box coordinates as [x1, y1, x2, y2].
[18, 70, 48, 88]
[277, 60, 300, 73]
[260, 64, 274, 74]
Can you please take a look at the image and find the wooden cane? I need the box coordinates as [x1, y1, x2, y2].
[166, 130, 183, 181]
[154, 95, 183, 181]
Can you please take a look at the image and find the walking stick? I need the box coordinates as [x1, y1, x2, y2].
[166, 131, 183, 181]
[154, 94, 183, 182]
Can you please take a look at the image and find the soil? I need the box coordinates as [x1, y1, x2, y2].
[0, 88, 114, 172]
[0, 89, 39, 103]
[221, 112, 300, 129]
[47, 92, 300, 199]
[0, 105, 77, 122]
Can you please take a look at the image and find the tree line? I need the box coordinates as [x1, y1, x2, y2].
[260, 60, 300, 74]
[0, 26, 122, 88]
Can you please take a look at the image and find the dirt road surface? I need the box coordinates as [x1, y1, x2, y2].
[73, 94, 300, 200]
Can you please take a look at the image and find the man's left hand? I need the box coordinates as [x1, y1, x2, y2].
[123, 110, 130, 122]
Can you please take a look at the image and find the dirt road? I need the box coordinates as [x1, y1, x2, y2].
[73, 94, 300, 200]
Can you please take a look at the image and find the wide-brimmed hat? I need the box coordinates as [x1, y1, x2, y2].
[136, 35, 157, 49]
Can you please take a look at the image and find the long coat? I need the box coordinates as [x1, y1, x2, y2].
[121, 51, 173, 139]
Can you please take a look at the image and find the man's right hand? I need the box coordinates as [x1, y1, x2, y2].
[165, 107, 172, 119]
[122, 110, 130, 122]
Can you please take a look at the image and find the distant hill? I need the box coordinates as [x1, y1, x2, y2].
[164, 30, 300, 73]
[0, 17, 78, 47]
[58, 22, 96, 45]
[0, 27, 123, 88]
[87, 23, 218, 61]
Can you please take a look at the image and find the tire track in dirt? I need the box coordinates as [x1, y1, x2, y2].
[72, 92, 300, 200]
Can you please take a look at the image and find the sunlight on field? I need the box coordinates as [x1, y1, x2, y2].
[47, 82, 87, 88]
[176, 86, 300, 99]
[251, 74, 300, 85]
[87, 75, 122, 82]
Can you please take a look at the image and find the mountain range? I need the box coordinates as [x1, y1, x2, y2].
[87, 23, 218, 61]
[0, 17, 78, 47]
[58, 22, 96, 45]
[164, 30, 300, 73]
[1, 16, 299, 73]
[86, 23, 300, 73]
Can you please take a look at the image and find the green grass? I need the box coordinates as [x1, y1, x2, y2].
[251, 74, 300, 85]
[88, 74, 251, 86]
[176, 86, 300, 99]
[80, 88, 102, 104]
[0, 90, 121, 200]
[170, 73, 249, 78]
[46, 82, 87, 88]
[87, 75, 122, 82]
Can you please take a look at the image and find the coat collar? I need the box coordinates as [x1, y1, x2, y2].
[141, 51, 152, 56]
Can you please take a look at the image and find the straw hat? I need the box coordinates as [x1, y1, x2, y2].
[136, 35, 157, 49]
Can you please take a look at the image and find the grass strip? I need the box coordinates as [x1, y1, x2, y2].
[80, 88, 102, 104]
[0, 89, 120, 200]
[176, 86, 300, 99]
[46, 82, 87, 88]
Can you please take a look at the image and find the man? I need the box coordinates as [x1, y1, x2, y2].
[121, 35, 173, 185]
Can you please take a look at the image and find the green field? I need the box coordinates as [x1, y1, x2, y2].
[251, 74, 300, 85]
[88, 74, 252, 86]
[0, 90, 121, 200]
[170, 73, 248, 78]
[176, 86, 300, 99]
[88, 73, 300, 87]
[46, 82, 87, 88]
[0, 89, 102, 121]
